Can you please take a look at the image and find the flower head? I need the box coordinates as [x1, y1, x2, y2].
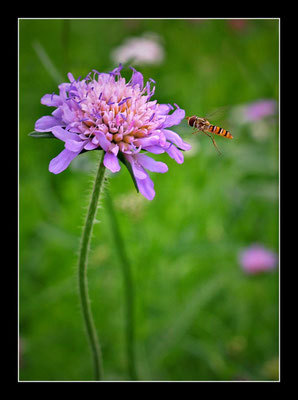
[238, 244, 278, 275]
[35, 65, 191, 200]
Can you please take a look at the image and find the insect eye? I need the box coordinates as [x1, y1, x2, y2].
[188, 116, 196, 127]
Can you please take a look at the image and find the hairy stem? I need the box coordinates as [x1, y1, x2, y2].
[78, 151, 106, 380]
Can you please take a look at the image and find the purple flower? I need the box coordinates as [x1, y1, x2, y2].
[238, 244, 278, 275]
[35, 66, 191, 200]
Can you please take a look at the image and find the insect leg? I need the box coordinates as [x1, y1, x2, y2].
[203, 131, 222, 155]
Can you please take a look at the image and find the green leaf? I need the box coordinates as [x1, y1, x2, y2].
[118, 152, 139, 193]
[28, 131, 57, 139]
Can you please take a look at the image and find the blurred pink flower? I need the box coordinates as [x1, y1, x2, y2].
[111, 33, 165, 66]
[239, 244, 278, 275]
[243, 99, 277, 122]
[228, 19, 248, 31]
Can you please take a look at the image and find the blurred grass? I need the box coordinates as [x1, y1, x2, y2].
[19, 18, 279, 381]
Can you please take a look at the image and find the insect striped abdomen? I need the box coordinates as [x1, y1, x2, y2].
[208, 125, 233, 139]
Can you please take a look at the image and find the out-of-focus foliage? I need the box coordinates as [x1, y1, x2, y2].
[19, 18, 279, 381]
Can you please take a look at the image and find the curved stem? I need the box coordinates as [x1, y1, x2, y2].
[78, 151, 106, 380]
[105, 189, 138, 380]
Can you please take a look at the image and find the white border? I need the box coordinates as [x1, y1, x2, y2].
[18, 17, 280, 383]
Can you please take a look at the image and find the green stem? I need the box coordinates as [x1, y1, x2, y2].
[105, 190, 138, 380]
[78, 151, 106, 380]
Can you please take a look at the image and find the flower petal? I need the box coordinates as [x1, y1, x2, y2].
[162, 129, 192, 151]
[51, 126, 81, 142]
[125, 154, 147, 179]
[156, 104, 172, 115]
[143, 145, 165, 154]
[136, 174, 155, 200]
[134, 135, 160, 148]
[60, 103, 76, 124]
[49, 149, 79, 174]
[67, 72, 75, 83]
[129, 67, 144, 89]
[136, 153, 168, 173]
[166, 143, 184, 164]
[52, 108, 63, 120]
[161, 108, 185, 129]
[104, 152, 121, 173]
[35, 116, 63, 132]
[94, 132, 111, 152]
[84, 141, 99, 150]
[64, 139, 86, 152]
[41, 94, 63, 107]
[109, 143, 119, 156]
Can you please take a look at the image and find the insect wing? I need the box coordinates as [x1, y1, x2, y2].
[204, 106, 230, 124]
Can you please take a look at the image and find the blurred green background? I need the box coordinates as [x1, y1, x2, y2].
[19, 18, 279, 381]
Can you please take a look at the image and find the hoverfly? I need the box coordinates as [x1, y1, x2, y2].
[186, 113, 233, 155]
